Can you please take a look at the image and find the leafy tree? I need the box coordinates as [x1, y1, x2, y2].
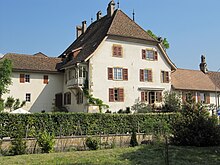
[0, 59, 12, 98]
[162, 91, 181, 112]
[147, 30, 170, 49]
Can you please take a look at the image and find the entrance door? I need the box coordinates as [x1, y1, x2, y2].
[55, 93, 63, 108]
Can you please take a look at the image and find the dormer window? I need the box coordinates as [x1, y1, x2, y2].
[142, 49, 158, 61]
[112, 45, 123, 57]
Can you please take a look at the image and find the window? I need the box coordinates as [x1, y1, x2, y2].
[109, 88, 124, 102]
[140, 69, 152, 82]
[43, 75, 49, 84]
[79, 66, 87, 78]
[161, 71, 169, 83]
[141, 91, 162, 104]
[20, 74, 30, 83]
[64, 92, 71, 105]
[142, 49, 158, 61]
[26, 93, 31, 102]
[112, 45, 123, 57]
[197, 92, 210, 104]
[108, 67, 128, 81]
[77, 92, 83, 104]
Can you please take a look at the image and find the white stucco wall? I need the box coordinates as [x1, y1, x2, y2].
[2, 71, 63, 112]
[89, 39, 172, 112]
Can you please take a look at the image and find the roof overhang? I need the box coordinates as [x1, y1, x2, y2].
[138, 87, 165, 91]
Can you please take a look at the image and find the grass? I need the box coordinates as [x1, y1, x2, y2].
[0, 145, 220, 165]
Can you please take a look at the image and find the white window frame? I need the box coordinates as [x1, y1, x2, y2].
[25, 74, 30, 83]
[146, 50, 154, 60]
[113, 68, 123, 80]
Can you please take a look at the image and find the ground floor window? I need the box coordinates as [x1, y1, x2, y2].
[109, 88, 124, 102]
[141, 91, 162, 104]
[77, 92, 83, 104]
[64, 92, 71, 105]
[26, 93, 31, 102]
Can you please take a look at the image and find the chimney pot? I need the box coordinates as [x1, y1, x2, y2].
[76, 26, 82, 38]
[82, 21, 87, 34]
[199, 55, 208, 73]
[97, 11, 102, 20]
[107, 0, 115, 17]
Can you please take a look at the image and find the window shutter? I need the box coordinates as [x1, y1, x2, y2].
[156, 92, 162, 102]
[113, 46, 117, 56]
[148, 70, 152, 82]
[154, 51, 158, 61]
[206, 93, 210, 104]
[108, 68, 113, 80]
[119, 88, 124, 102]
[20, 74, 25, 83]
[123, 68, 128, 80]
[118, 46, 122, 57]
[43, 75, 49, 84]
[140, 69, 144, 82]
[197, 92, 201, 103]
[165, 72, 169, 83]
[109, 88, 114, 102]
[141, 92, 145, 102]
[142, 49, 146, 59]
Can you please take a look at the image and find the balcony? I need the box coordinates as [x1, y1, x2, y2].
[67, 77, 85, 89]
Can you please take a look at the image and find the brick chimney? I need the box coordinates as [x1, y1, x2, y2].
[82, 21, 87, 34]
[200, 55, 208, 73]
[97, 11, 102, 20]
[76, 26, 82, 38]
[107, 0, 115, 17]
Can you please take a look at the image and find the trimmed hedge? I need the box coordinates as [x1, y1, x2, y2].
[0, 113, 177, 138]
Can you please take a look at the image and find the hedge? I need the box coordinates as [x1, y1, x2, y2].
[0, 113, 177, 138]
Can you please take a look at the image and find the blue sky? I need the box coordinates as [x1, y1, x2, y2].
[1, 0, 220, 71]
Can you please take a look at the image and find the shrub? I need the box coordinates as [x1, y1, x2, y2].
[130, 131, 138, 147]
[9, 137, 27, 155]
[0, 99, 4, 112]
[36, 131, 55, 153]
[85, 137, 99, 150]
[131, 102, 153, 113]
[162, 91, 181, 112]
[170, 101, 220, 147]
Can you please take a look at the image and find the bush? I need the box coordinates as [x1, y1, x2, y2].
[36, 131, 55, 153]
[85, 137, 99, 150]
[170, 101, 220, 147]
[130, 131, 138, 147]
[0, 99, 4, 112]
[162, 91, 181, 112]
[131, 102, 153, 113]
[9, 137, 27, 155]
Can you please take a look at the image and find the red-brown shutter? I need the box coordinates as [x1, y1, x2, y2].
[148, 70, 152, 82]
[118, 46, 122, 57]
[142, 49, 146, 59]
[206, 93, 210, 104]
[141, 92, 145, 102]
[109, 88, 114, 102]
[108, 68, 113, 80]
[119, 88, 124, 102]
[197, 92, 201, 103]
[140, 69, 144, 82]
[113, 46, 117, 56]
[123, 68, 128, 80]
[165, 72, 169, 83]
[154, 51, 158, 61]
[43, 75, 48, 84]
[157, 92, 162, 102]
[20, 74, 25, 83]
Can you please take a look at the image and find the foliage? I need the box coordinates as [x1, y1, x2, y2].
[170, 100, 220, 147]
[117, 108, 131, 114]
[36, 130, 55, 153]
[4, 96, 25, 111]
[0, 98, 4, 112]
[147, 30, 170, 49]
[130, 131, 138, 147]
[9, 137, 27, 155]
[0, 113, 176, 138]
[85, 137, 99, 150]
[0, 59, 12, 98]
[162, 91, 181, 112]
[131, 102, 153, 113]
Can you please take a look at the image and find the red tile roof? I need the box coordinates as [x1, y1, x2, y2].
[2, 53, 62, 73]
[171, 68, 220, 92]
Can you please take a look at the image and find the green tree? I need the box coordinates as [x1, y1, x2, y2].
[147, 30, 170, 49]
[162, 91, 181, 112]
[0, 59, 12, 98]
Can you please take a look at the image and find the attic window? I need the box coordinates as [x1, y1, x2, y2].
[112, 45, 123, 57]
[142, 49, 158, 61]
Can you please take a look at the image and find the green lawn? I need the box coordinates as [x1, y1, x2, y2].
[0, 145, 220, 165]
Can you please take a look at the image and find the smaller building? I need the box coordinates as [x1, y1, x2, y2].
[1, 52, 63, 112]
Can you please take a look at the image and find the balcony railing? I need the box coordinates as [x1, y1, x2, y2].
[67, 77, 85, 88]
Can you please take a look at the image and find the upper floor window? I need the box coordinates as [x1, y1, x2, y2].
[140, 69, 152, 82]
[142, 49, 158, 61]
[112, 45, 123, 57]
[26, 93, 31, 102]
[161, 71, 169, 83]
[79, 66, 87, 78]
[109, 88, 124, 102]
[20, 74, 30, 83]
[108, 67, 128, 81]
[43, 75, 49, 84]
